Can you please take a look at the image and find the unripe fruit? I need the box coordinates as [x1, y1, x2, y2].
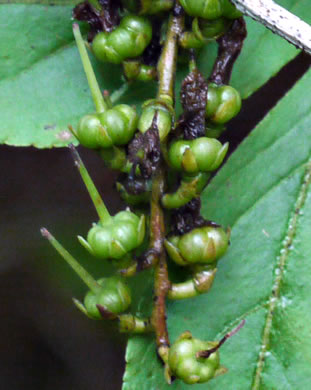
[84, 276, 131, 319]
[179, 17, 230, 50]
[84, 211, 145, 259]
[168, 332, 225, 384]
[206, 83, 241, 124]
[40, 229, 132, 321]
[138, 100, 173, 140]
[77, 105, 138, 149]
[76, 114, 103, 149]
[168, 137, 228, 174]
[122, 0, 174, 14]
[92, 15, 152, 64]
[179, 0, 241, 20]
[165, 225, 229, 266]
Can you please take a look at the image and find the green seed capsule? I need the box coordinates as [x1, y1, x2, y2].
[168, 332, 226, 384]
[76, 114, 104, 149]
[84, 276, 132, 320]
[77, 105, 138, 149]
[83, 210, 145, 260]
[41, 229, 132, 321]
[206, 83, 242, 124]
[179, 0, 241, 20]
[165, 225, 229, 266]
[92, 15, 152, 64]
[138, 99, 173, 140]
[168, 137, 228, 174]
[122, 0, 174, 14]
[98, 104, 138, 147]
[179, 17, 230, 50]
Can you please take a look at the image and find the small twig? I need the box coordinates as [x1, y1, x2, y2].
[231, 0, 311, 54]
[150, 3, 184, 369]
[150, 166, 171, 361]
[157, 2, 184, 104]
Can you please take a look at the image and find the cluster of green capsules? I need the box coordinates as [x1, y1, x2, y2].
[42, 0, 246, 385]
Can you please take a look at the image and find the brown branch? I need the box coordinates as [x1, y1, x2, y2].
[150, 165, 171, 363]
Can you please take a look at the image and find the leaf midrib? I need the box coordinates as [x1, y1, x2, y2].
[251, 157, 311, 389]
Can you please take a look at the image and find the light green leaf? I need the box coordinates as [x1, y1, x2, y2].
[1, 1, 310, 147]
[123, 69, 311, 389]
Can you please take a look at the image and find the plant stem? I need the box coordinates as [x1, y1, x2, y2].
[73, 23, 107, 113]
[40, 228, 100, 293]
[150, 3, 184, 368]
[157, 4, 184, 104]
[69, 144, 112, 223]
[118, 314, 154, 333]
[150, 165, 171, 363]
[168, 265, 217, 299]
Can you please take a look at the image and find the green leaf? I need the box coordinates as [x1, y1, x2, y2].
[1, 1, 310, 147]
[123, 69, 311, 389]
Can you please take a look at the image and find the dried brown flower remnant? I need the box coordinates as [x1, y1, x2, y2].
[177, 67, 208, 140]
[210, 17, 247, 85]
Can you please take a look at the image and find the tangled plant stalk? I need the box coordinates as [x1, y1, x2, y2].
[42, 0, 248, 385]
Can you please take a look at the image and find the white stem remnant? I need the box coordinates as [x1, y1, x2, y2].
[231, 0, 311, 54]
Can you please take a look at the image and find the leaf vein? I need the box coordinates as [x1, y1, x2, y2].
[251, 157, 311, 389]
[214, 300, 266, 340]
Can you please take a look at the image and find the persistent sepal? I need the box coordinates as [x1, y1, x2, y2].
[165, 225, 230, 265]
[206, 83, 242, 124]
[92, 14, 152, 64]
[168, 332, 226, 384]
[168, 137, 228, 174]
[84, 213, 145, 260]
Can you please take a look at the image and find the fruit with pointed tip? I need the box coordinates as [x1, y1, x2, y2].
[40, 229, 131, 320]
[168, 331, 227, 384]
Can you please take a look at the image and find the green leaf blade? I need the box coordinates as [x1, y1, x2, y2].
[123, 69, 311, 389]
